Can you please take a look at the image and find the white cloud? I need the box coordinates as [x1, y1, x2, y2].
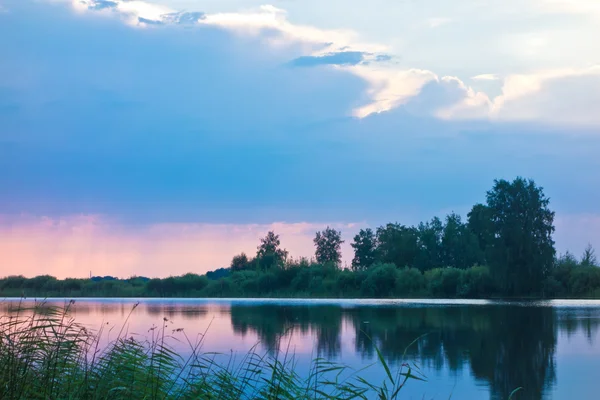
[195, 5, 388, 55]
[69, 0, 482, 120]
[348, 67, 437, 117]
[29, 0, 600, 126]
[434, 77, 491, 120]
[73, 0, 174, 24]
[491, 65, 600, 126]
[472, 74, 500, 81]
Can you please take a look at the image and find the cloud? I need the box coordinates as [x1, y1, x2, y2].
[2, 0, 600, 247]
[404, 76, 491, 120]
[347, 67, 437, 117]
[63, 0, 600, 127]
[73, 0, 174, 23]
[289, 51, 366, 67]
[348, 68, 491, 119]
[162, 11, 206, 25]
[491, 66, 600, 126]
[68, 1, 481, 120]
[472, 74, 500, 81]
[0, 215, 362, 278]
[198, 5, 384, 54]
[86, 0, 118, 11]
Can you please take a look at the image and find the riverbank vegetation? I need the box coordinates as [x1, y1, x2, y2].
[2, 177, 599, 299]
[0, 301, 428, 400]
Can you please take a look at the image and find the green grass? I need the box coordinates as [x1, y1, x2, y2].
[0, 300, 427, 400]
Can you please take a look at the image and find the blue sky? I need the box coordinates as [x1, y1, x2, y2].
[1, 0, 599, 277]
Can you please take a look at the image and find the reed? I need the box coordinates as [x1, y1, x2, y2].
[0, 300, 428, 400]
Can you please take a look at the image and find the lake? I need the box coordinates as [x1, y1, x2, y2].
[3, 298, 600, 399]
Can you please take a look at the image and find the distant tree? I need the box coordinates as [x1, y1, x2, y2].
[314, 226, 344, 266]
[351, 228, 377, 271]
[206, 268, 231, 280]
[376, 223, 419, 269]
[230, 253, 250, 271]
[485, 177, 555, 295]
[441, 213, 482, 269]
[415, 217, 444, 271]
[556, 251, 579, 269]
[256, 231, 288, 269]
[467, 203, 494, 260]
[581, 244, 598, 267]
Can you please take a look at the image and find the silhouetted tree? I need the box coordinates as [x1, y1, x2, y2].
[376, 223, 419, 269]
[351, 228, 377, 270]
[467, 203, 494, 262]
[314, 227, 344, 266]
[441, 213, 482, 269]
[230, 253, 250, 271]
[486, 177, 555, 295]
[581, 244, 598, 267]
[415, 217, 443, 271]
[256, 231, 288, 269]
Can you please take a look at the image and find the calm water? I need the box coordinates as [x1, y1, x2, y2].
[3, 298, 600, 400]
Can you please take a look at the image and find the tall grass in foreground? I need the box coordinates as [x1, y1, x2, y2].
[0, 300, 429, 400]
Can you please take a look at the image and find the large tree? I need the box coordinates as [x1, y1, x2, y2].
[467, 203, 494, 264]
[314, 227, 344, 266]
[351, 228, 377, 271]
[441, 213, 482, 269]
[485, 177, 555, 295]
[256, 231, 288, 269]
[376, 223, 419, 269]
[415, 217, 444, 271]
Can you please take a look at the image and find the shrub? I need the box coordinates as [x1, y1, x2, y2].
[425, 268, 461, 297]
[361, 264, 398, 297]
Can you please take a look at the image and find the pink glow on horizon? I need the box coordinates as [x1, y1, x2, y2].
[0, 215, 362, 279]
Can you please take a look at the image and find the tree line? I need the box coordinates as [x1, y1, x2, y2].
[1, 177, 599, 299]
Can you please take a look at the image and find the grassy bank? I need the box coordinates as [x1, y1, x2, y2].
[0, 301, 434, 400]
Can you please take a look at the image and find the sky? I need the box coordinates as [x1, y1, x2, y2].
[1, 0, 599, 278]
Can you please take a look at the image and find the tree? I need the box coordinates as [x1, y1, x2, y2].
[581, 244, 598, 267]
[231, 253, 250, 271]
[467, 203, 494, 261]
[351, 228, 377, 271]
[441, 213, 482, 269]
[485, 177, 555, 295]
[556, 251, 579, 269]
[415, 217, 444, 271]
[256, 231, 288, 269]
[314, 226, 344, 266]
[376, 223, 419, 269]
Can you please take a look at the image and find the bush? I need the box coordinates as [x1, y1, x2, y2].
[459, 266, 494, 297]
[395, 268, 426, 296]
[568, 267, 600, 296]
[425, 268, 461, 297]
[361, 264, 398, 297]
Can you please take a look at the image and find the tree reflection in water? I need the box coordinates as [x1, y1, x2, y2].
[229, 304, 582, 400]
[2, 300, 598, 400]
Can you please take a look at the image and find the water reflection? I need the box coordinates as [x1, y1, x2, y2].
[227, 305, 559, 400]
[1, 299, 599, 400]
